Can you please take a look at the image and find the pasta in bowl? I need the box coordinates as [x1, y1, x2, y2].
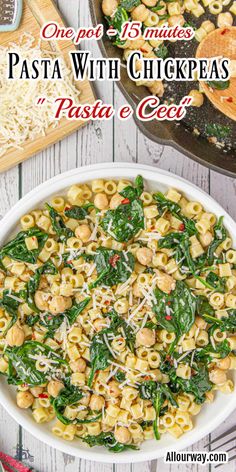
[0, 163, 236, 462]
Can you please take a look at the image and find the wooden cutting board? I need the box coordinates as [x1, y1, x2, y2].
[0, 0, 96, 173]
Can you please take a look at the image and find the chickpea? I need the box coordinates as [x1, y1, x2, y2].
[109, 193, 124, 210]
[136, 328, 155, 347]
[209, 368, 227, 385]
[156, 270, 176, 294]
[70, 358, 87, 373]
[188, 90, 204, 107]
[114, 426, 131, 444]
[35, 290, 49, 311]
[17, 391, 34, 409]
[216, 356, 231, 370]
[47, 380, 64, 398]
[30, 387, 44, 397]
[6, 325, 25, 347]
[49, 295, 68, 314]
[136, 247, 153, 266]
[75, 224, 91, 243]
[102, 0, 118, 16]
[89, 394, 105, 411]
[94, 193, 109, 210]
[108, 380, 121, 398]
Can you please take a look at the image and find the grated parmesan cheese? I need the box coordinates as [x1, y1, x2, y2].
[0, 33, 80, 157]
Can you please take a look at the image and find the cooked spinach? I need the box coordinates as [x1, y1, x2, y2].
[195, 339, 231, 363]
[5, 341, 68, 386]
[154, 44, 169, 59]
[50, 384, 83, 425]
[152, 281, 196, 352]
[88, 247, 134, 288]
[26, 260, 57, 313]
[139, 380, 177, 439]
[106, 6, 129, 46]
[114, 371, 126, 382]
[154, 192, 197, 236]
[88, 330, 113, 388]
[45, 204, 73, 241]
[196, 295, 215, 317]
[82, 432, 138, 452]
[205, 123, 231, 139]
[207, 80, 230, 90]
[0, 228, 48, 264]
[88, 309, 135, 387]
[65, 297, 91, 325]
[205, 272, 226, 293]
[64, 203, 95, 220]
[101, 176, 144, 242]
[207, 216, 227, 264]
[168, 365, 212, 404]
[120, 0, 141, 9]
[0, 290, 23, 333]
[202, 311, 236, 333]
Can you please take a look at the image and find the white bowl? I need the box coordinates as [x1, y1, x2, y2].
[0, 162, 235, 463]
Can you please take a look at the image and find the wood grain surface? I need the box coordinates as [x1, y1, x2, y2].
[0, 0, 95, 173]
[0, 1, 236, 471]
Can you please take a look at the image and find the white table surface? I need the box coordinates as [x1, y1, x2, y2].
[0, 1, 236, 470]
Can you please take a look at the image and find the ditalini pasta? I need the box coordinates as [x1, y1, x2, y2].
[0, 176, 236, 452]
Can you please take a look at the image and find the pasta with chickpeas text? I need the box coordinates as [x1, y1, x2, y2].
[0, 176, 236, 452]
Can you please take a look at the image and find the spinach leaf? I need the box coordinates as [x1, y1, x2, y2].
[88, 247, 134, 288]
[101, 176, 144, 242]
[82, 432, 138, 452]
[152, 281, 196, 351]
[45, 204, 73, 241]
[154, 44, 169, 59]
[88, 330, 113, 388]
[184, 20, 196, 29]
[50, 384, 83, 425]
[195, 339, 231, 363]
[202, 311, 236, 333]
[120, 0, 141, 9]
[154, 192, 196, 236]
[114, 371, 126, 382]
[139, 380, 177, 439]
[65, 297, 91, 325]
[207, 80, 230, 90]
[206, 272, 226, 293]
[0, 290, 23, 333]
[108, 308, 135, 352]
[168, 365, 212, 404]
[205, 123, 231, 139]
[207, 216, 227, 264]
[64, 203, 95, 220]
[26, 260, 57, 313]
[5, 341, 68, 386]
[0, 228, 48, 264]
[196, 295, 215, 317]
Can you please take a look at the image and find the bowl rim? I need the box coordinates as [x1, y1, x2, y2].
[88, 0, 236, 179]
[0, 162, 236, 464]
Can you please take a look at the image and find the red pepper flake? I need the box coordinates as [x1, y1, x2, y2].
[165, 315, 172, 320]
[179, 223, 185, 231]
[39, 393, 48, 399]
[221, 28, 229, 35]
[128, 216, 132, 220]
[140, 48, 148, 53]
[47, 316, 52, 320]
[165, 354, 173, 365]
[64, 206, 71, 211]
[109, 254, 120, 267]
[191, 369, 197, 376]
[226, 97, 233, 103]
[67, 260, 72, 265]
[144, 375, 151, 381]
[32, 333, 36, 340]
[121, 198, 130, 205]
[105, 300, 110, 306]
[167, 301, 171, 306]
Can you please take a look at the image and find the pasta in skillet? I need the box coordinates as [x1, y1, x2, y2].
[0, 176, 236, 452]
